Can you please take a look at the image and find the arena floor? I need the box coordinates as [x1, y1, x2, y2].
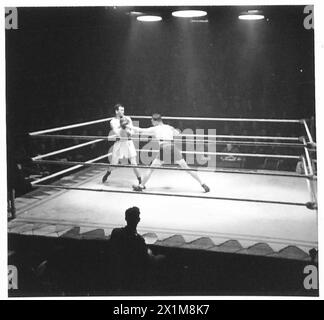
[9, 166, 318, 260]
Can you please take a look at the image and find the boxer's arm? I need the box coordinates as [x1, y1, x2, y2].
[126, 117, 134, 129]
[124, 126, 132, 137]
[172, 127, 180, 137]
[124, 117, 134, 135]
[110, 120, 121, 137]
[132, 126, 155, 135]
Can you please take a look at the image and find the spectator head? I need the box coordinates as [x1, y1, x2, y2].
[309, 248, 318, 263]
[125, 206, 140, 228]
[226, 143, 233, 151]
[151, 113, 162, 126]
[114, 104, 125, 118]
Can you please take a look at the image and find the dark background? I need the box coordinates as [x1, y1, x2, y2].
[6, 6, 315, 130]
[5, 6, 315, 174]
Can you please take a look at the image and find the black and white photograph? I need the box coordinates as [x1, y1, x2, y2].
[4, 2, 321, 299]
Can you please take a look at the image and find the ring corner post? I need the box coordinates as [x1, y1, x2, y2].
[302, 118, 315, 146]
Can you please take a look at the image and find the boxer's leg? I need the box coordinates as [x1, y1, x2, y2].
[129, 156, 142, 184]
[176, 159, 202, 184]
[176, 159, 210, 192]
[142, 158, 162, 186]
[133, 158, 163, 191]
[102, 151, 119, 183]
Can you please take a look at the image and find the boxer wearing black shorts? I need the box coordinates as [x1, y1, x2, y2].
[132, 113, 210, 192]
[157, 142, 183, 164]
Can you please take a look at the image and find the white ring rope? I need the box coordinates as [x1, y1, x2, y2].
[32, 183, 310, 207]
[129, 115, 302, 123]
[29, 117, 113, 136]
[28, 116, 303, 137]
[200, 134, 299, 141]
[137, 148, 301, 159]
[31, 153, 111, 185]
[32, 133, 305, 146]
[31, 138, 105, 161]
[30, 132, 302, 142]
[33, 158, 309, 179]
[31, 140, 301, 162]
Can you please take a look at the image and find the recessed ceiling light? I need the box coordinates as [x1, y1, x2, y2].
[239, 14, 264, 20]
[137, 15, 162, 22]
[129, 11, 143, 16]
[191, 19, 209, 23]
[238, 10, 265, 20]
[172, 10, 207, 18]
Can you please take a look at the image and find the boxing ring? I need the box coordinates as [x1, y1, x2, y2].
[8, 116, 318, 261]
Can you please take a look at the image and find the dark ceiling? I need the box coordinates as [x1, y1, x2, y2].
[6, 6, 315, 139]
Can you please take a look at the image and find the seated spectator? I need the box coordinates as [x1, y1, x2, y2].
[312, 159, 317, 175]
[296, 160, 305, 174]
[109, 206, 163, 291]
[8, 155, 32, 198]
[220, 143, 240, 161]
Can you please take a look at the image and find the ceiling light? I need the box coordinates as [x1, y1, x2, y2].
[238, 10, 265, 20]
[191, 19, 209, 23]
[137, 15, 162, 22]
[129, 11, 143, 16]
[172, 10, 207, 18]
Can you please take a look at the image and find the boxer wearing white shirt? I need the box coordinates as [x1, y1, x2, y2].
[132, 113, 210, 193]
[102, 104, 141, 184]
